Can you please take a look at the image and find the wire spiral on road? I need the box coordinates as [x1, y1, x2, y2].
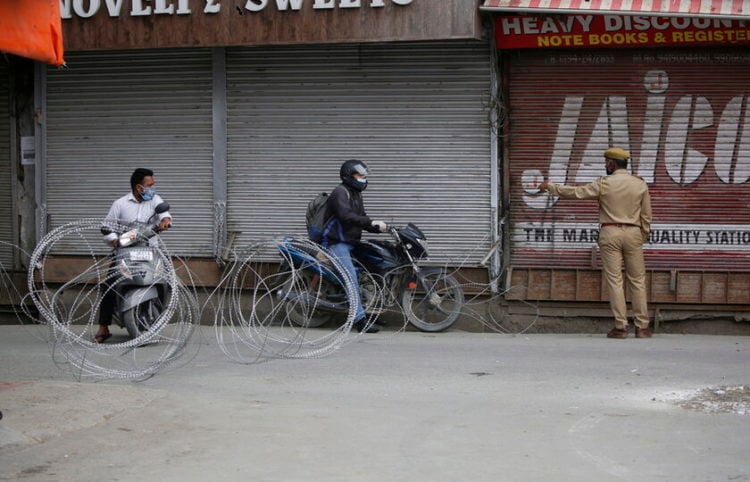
[9, 222, 543, 378]
[26, 219, 199, 381]
[212, 237, 377, 362]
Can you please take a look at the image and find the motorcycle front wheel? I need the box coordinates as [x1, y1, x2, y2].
[401, 267, 464, 332]
[122, 297, 163, 339]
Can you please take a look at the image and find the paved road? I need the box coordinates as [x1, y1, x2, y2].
[1, 325, 749, 481]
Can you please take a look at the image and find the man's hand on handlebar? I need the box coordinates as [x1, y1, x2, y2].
[158, 217, 172, 232]
[371, 220, 387, 233]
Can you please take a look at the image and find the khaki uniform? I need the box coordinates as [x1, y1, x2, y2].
[547, 168, 652, 329]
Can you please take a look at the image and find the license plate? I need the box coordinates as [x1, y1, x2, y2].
[129, 249, 153, 262]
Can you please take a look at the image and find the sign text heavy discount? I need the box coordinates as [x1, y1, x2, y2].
[495, 15, 750, 49]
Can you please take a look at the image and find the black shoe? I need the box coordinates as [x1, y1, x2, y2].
[354, 320, 380, 333]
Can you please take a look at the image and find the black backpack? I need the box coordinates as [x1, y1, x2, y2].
[306, 192, 331, 243]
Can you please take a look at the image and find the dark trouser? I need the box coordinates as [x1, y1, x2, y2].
[98, 256, 117, 326]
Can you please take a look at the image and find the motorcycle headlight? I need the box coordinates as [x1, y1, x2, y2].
[417, 238, 429, 253]
[409, 238, 429, 258]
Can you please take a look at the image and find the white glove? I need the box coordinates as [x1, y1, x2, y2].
[371, 220, 387, 233]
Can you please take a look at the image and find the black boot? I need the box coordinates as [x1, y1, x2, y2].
[354, 320, 380, 334]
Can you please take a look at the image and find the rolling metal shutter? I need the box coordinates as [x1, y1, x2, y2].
[507, 47, 750, 271]
[45, 49, 214, 256]
[0, 61, 12, 267]
[226, 41, 491, 264]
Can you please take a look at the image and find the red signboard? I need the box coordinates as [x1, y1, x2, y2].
[507, 49, 750, 270]
[495, 14, 750, 49]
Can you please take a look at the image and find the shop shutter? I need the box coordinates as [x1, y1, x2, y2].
[225, 41, 491, 264]
[0, 61, 12, 266]
[45, 49, 214, 256]
[507, 48, 750, 271]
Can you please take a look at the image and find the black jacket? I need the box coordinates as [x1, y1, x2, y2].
[323, 183, 378, 244]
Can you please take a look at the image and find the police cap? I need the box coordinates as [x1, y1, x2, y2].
[604, 147, 630, 162]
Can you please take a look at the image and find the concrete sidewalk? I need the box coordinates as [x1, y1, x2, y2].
[1, 325, 749, 481]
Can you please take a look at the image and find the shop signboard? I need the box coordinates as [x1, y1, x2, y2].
[508, 49, 750, 271]
[60, 0, 480, 50]
[495, 14, 750, 49]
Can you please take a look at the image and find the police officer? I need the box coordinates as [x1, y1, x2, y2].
[539, 148, 653, 339]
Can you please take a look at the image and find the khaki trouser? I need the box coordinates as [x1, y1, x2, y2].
[598, 225, 650, 329]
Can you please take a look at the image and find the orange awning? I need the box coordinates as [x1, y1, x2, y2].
[0, 0, 64, 65]
[480, 0, 750, 19]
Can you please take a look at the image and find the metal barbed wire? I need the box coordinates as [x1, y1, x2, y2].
[0, 242, 50, 340]
[2, 223, 544, 377]
[211, 237, 379, 363]
[25, 219, 200, 381]
[207, 229, 541, 353]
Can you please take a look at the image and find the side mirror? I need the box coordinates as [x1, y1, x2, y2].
[154, 202, 170, 214]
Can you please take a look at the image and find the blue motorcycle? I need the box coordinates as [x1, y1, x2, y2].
[276, 224, 464, 332]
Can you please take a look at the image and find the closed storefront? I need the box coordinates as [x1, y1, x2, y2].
[43, 49, 215, 256]
[39, 0, 487, 270]
[480, 2, 750, 306]
[42, 40, 491, 263]
[225, 41, 491, 264]
[0, 60, 12, 266]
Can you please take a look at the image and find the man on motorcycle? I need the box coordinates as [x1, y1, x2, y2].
[322, 159, 388, 333]
[93, 168, 173, 343]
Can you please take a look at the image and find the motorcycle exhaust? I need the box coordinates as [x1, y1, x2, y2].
[276, 289, 344, 311]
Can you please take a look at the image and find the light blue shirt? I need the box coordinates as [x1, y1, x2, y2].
[102, 192, 172, 245]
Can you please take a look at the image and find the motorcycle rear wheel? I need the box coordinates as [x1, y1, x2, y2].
[282, 270, 338, 328]
[122, 298, 162, 339]
[401, 267, 464, 332]
[280, 267, 384, 328]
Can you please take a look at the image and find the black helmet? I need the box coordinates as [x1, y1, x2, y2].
[340, 159, 369, 191]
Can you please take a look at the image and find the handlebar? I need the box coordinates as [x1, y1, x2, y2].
[117, 224, 162, 248]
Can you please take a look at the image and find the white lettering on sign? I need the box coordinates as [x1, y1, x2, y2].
[132, 0, 152, 15]
[245, 0, 302, 12]
[522, 70, 750, 210]
[523, 96, 582, 210]
[61, 0, 412, 18]
[245, 0, 407, 11]
[715, 96, 750, 184]
[61, 0, 192, 17]
[603, 15, 739, 33]
[204, 0, 219, 12]
[514, 222, 750, 251]
[503, 14, 746, 35]
[501, 15, 594, 35]
[664, 95, 712, 185]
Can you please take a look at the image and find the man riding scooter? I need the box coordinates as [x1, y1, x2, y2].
[93, 168, 172, 343]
